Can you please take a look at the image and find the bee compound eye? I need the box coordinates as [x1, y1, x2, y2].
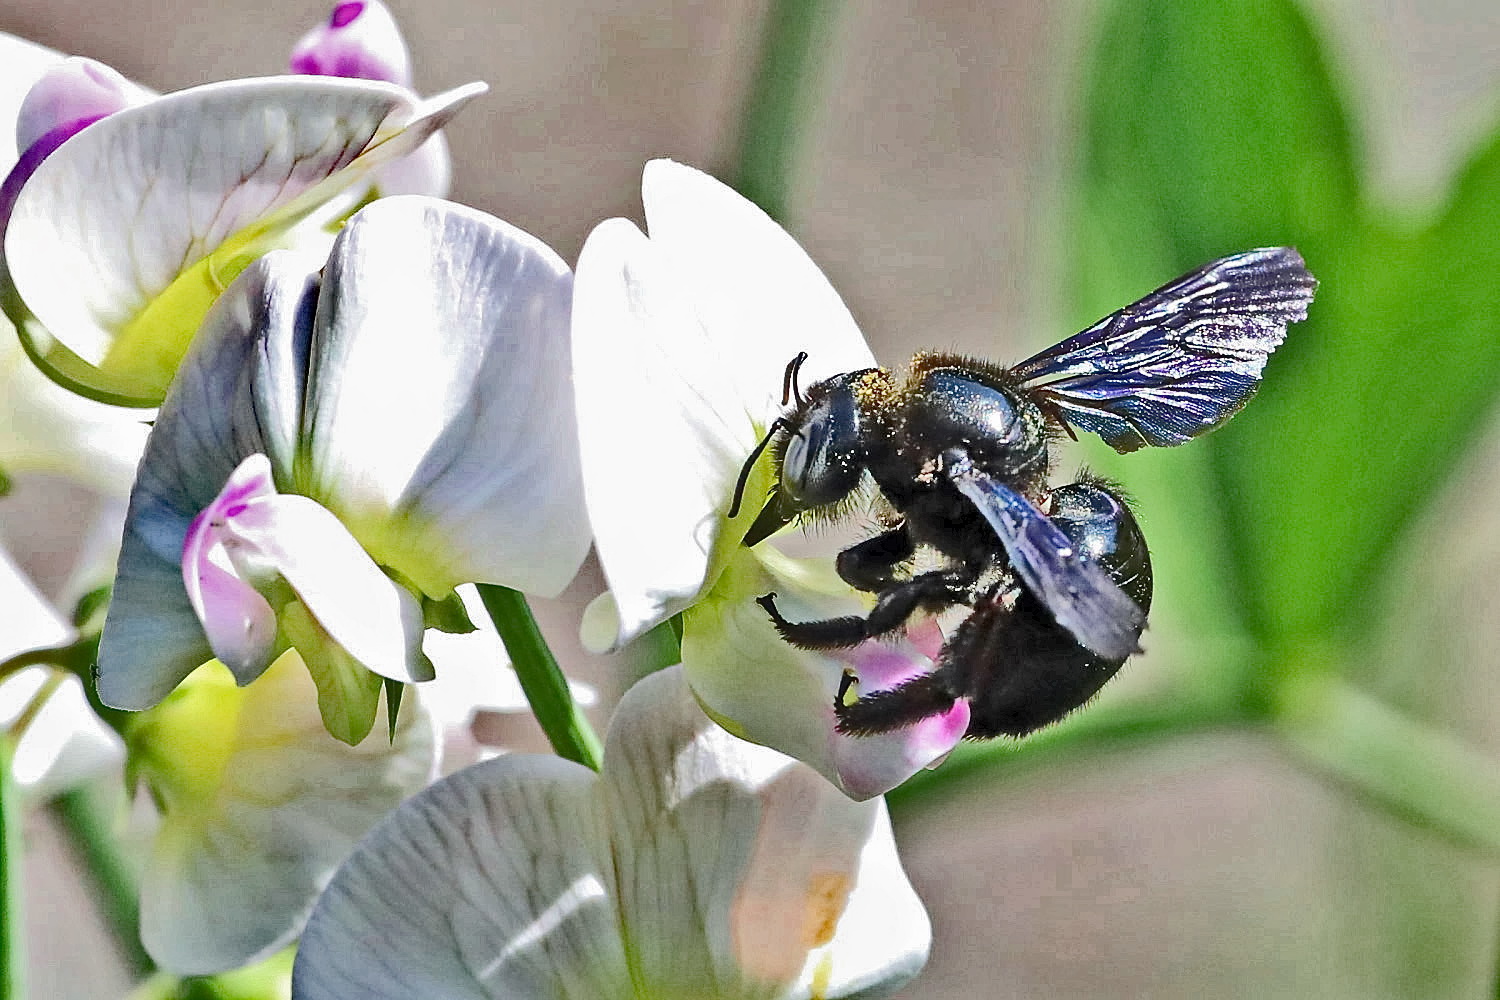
[780, 390, 864, 507]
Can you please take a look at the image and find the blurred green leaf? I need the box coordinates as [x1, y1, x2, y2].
[1072, 0, 1358, 651]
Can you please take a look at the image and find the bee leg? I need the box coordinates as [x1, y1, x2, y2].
[834, 669, 962, 736]
[835, 525, 914, 592]
[757, 569, 973, 649]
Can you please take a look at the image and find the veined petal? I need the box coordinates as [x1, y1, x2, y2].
[294, 755, 627, 1000]
[640, 159, 876, 421]
[97, 252, 320, 709]
[301, 196, 588, 598]
[294, 667, 928, 999]
[138, 653, 437, 975]
[4, 75, 484, 404]
[573, 218, 761, 647]
[681, 549, 967, 801]
[603, 668, 929, 999]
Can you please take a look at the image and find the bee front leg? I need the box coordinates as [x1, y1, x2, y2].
[757, 568, 973, 649]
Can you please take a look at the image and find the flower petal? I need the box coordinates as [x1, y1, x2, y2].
[4, 76, 483, 403]
[15, 57, 152, 154]
[301, 196, 588, 598]
[294, 666, 929, 999]
[573, 217, 760, 646]
[138, 653, 437, 975]
[641, 159, 877, 419]
[97, 252, 319, 709]
[602, 667, 929, 999]
[0, 32, 64, 166]
[222, 489, 430, 684]
[290, 0, 412, 86]
[293, 755, 629, 1000]
[682, 549, 966, 800]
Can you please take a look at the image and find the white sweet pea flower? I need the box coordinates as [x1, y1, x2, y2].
[0, 35, 483, 407]
[291, 665, 930, 1000]
[97, 197, 590, 744]
[573, 160, 968, 799]
[128, 651, 437, 974]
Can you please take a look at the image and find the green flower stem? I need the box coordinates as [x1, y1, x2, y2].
[53, 786, 153, 978]
[732, 0, 844, 222]
[1, 739, 24, 1000]
[476, 584, 603, 771]
[1276, 673, 1500, 855]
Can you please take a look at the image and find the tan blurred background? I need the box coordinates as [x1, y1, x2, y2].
[6, 0, 1500, 996]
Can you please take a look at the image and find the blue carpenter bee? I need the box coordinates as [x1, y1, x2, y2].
[731, 247, 1316, 739]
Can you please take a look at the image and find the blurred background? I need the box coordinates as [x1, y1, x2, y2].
[5, 0, 1500, 996]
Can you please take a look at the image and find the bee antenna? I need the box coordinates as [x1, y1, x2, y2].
[729, 418, 787, 518]
[781, 352, 810, 407]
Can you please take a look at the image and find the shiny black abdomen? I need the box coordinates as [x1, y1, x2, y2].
[953, 479, 1153, 738]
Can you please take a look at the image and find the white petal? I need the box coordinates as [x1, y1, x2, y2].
[289, 0, 413, 86]
[641, 159, 877, 422]
[0, 541, 71, 656]
[302, 196, 588, 598]
[140, 654, 437, 975]
[294, 755, 631, 1000]
[573, 218, 759, 646]
[681, 550, 966, 800]
[8, 672, 123, 795]
[0, 33, 64, 168]
[96, 253, 320, 709]
[6, 76, 483, 401]
[0, 330, 149, 495]
[295, 667, 929, 999]
[602, 667, 928, 998]
[226, 491, 430, 683]
[15, 57, 153, 153]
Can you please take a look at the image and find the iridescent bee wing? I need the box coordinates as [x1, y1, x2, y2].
[1008, 247, 1316, 452]
[943, 450, 1144, 659]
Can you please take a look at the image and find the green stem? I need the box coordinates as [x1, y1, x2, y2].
[1, 740, 24, 1000]
[53, 787, 153, 978]
[475, 585, 603, 771]
[732, 0, 844, 222]
[1276, 673, 1500, 856]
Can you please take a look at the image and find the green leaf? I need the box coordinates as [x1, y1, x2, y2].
[1074, 0, 1359, 647]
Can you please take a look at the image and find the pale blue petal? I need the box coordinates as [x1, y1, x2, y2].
[301, 196, 588, 598]
[142, 654, 437, 975]
[97, 253, 319, 708]
[293, 755, 630, 1000]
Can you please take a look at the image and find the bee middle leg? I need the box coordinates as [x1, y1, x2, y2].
[757, 568, 973, 649]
